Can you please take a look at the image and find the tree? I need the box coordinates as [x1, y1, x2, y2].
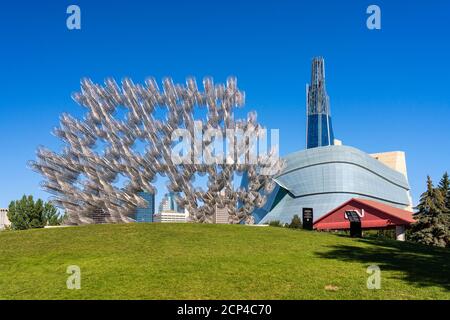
[438, 172, 450, 212]
[409, 176, 449, 247]
[437, 172, 450, 245]
[7, 195, 63, 230]
[44, 204, 66, 226]
[417, 176, 446, 214]
[288, 215, 303, 229]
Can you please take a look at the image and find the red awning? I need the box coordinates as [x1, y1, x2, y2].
[315, 219, 397, 230]
[313, 198, 415, 231]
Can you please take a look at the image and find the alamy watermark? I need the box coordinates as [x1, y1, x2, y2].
[171, 123, 281, 175]
[66, 265, 81, 290]
[66, 5, 381, 31]
[367, 5, 381, 30]
[66, 5, 81, 30]
[366, 265, 381, 289]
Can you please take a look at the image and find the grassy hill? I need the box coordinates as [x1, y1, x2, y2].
[0, 223, 449, 300]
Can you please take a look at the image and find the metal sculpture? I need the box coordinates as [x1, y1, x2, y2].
[30, 77, 283, 225]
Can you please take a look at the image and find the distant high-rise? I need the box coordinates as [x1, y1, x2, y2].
[154, 192, 187, 223]
[306, 57, 335, 149]
[158, 192, 183, 213]
[135, 191, 155, 223]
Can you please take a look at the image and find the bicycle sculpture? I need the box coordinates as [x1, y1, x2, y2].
[30, 77, 284, 225]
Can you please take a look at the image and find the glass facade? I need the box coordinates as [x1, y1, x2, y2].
[135, 191, 155, 222]
[250, 57, 412, 225]
[306, 114, 334, 149]
[306, 57, 335, 149]
[253, 145, 413, 224]
[158, 192, 183, 213]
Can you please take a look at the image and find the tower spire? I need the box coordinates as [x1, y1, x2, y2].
[306, 57, 334, 149]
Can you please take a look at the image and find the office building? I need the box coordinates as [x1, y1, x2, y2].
[153, 211, 188, 223]
[135, 191, 155, 223]
[158, 192, 183, 214]
[154, 192, 187, 223]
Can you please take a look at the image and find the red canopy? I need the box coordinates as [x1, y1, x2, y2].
[314, 198, 415, 230]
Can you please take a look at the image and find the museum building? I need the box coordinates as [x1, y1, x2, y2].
[252, 57, 414, 238]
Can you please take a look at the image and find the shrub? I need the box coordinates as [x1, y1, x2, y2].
[288, 215, 303, 229]
[268, 220, 284, 227]
[7, 195, 64, 230]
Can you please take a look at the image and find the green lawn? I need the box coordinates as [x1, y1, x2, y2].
[0, 223, 449, 300]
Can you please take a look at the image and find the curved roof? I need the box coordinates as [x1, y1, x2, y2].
[272, 145, 411, 206]
[253, 145, 413, 224]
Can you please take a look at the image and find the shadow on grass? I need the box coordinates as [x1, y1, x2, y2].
[315, 236, 450, 291]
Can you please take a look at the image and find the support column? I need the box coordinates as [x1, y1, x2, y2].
[396, 225, 406, 241]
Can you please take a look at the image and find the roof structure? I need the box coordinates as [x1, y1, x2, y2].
[313, 198, 415, 230]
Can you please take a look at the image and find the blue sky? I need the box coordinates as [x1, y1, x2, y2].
[0, 0, 449, 209]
